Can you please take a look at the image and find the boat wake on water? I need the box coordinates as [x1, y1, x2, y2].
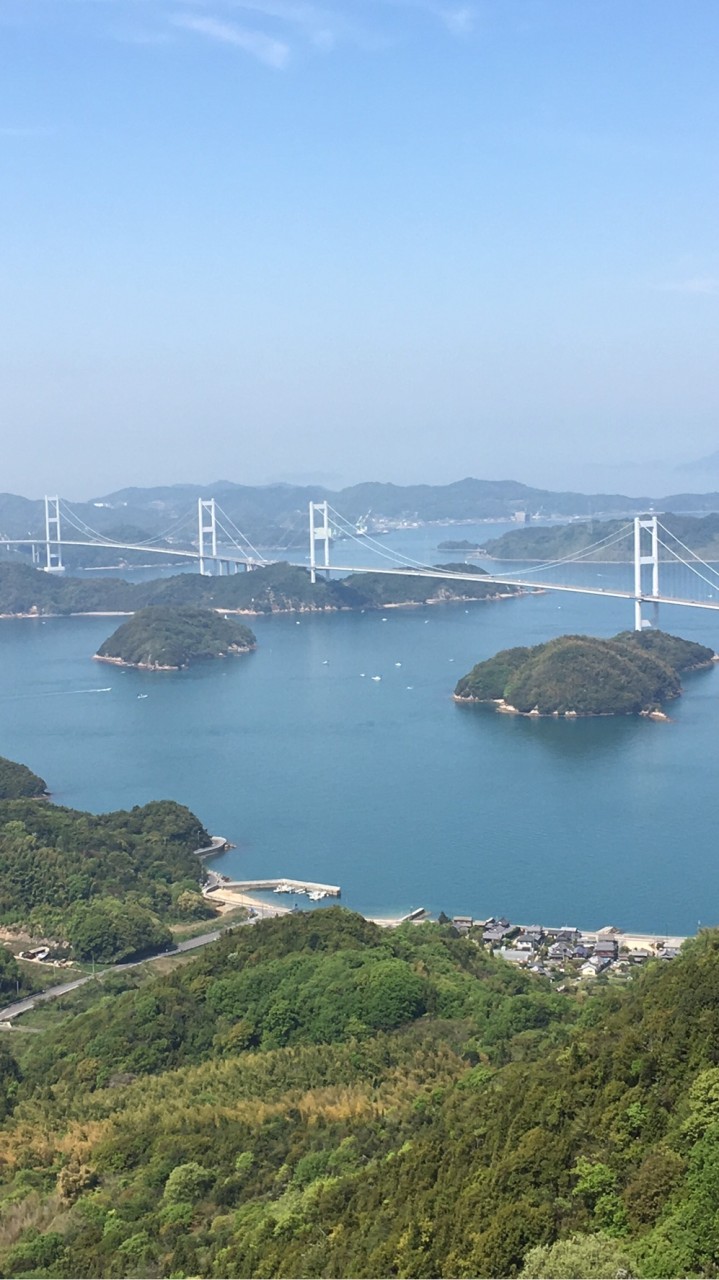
[0, 687, 113, 700]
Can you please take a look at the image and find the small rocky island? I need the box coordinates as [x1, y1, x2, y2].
[454, 629, 716, 718]
[94, 605, 257, 670]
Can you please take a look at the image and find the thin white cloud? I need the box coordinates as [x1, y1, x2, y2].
[171, 13, 291, 66]
[662, 277, 719, 297]
[441, 6, 474, 34]
[371, 0, 476, 36]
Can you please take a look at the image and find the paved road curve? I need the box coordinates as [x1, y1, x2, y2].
[0, 928, 225, 1024]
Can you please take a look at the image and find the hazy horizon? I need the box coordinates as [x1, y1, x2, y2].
[10, 461, 719, 507]
[2, 1, 718, 499]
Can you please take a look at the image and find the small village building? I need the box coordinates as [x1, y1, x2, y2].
[594, 938, 619, 960]
[452, 916, 474, 933]
[520, 925, 545, 946]
[498, 948, 531, 967]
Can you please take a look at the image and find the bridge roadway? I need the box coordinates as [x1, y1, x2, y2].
[314, 563, 719, 612]
[3, 538, 719, 610]
[0, 538, 261, 569]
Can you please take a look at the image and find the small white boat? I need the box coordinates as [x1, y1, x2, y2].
[308, 889, 328, 901]
[371, 675, 382, 682]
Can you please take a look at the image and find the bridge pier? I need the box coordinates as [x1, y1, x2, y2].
[309, 500, 331, 584]
[43, 496, 63, 573]
[633, 516, 659, 630]
[198, 498, 217, 576]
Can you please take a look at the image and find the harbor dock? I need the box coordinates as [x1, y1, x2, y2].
[208, 878, 341, 897]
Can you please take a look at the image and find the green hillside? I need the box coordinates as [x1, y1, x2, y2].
[5, 910, 719, 1275]
[454, 630, 716, 716]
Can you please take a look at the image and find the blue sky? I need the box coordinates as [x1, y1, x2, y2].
[1, 0, 718, 498]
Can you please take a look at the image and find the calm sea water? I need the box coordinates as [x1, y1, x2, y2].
[1, 523, 718, 935]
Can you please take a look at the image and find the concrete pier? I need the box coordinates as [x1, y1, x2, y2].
[210, 878, 341, 897]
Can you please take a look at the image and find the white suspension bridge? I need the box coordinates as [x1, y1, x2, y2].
[2, 496, 719, 630]
[4, 496, 268, 576]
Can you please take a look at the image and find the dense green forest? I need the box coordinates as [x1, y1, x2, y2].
[454, 630, 716, 716]
[0, 756, 47, 800]
[483, 512, 719, 561]
[0, 561, 518, 619]
[4, 910, 719, 1276]
[95, 607, 256, 670]
[0, 797, 213, 960]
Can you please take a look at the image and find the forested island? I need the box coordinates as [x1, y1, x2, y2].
[454, 629, 716, 717]
[4, 908, 719, 1276]
[95, 606, 257, 670]
[482, 511, 719, 561]
[0, 560, 520, 619]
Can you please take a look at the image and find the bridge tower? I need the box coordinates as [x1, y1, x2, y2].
[309, 500, 331, 584]
[198, 498, 217, 575]
[633, 515, 659, 630]
[43, 496, 63, 572]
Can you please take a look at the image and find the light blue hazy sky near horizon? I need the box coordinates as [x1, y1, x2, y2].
[1, 0, 718, 500]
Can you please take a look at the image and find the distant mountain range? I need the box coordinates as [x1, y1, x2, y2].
[2, 477, 719, 553]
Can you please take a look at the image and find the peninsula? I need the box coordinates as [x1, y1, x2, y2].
[0, 764, 216, 963]
[454, 629, 716, 717]
[95, 605, 257, 670]
[0, 755, 48, 800]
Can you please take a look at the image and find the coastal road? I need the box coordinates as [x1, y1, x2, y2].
[0, 927, 228, 1024]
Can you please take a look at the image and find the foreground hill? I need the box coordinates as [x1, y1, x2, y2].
[6, 910, 719, 1275]
[95, 606, 256, 670]
[454, 630, 716, 716]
